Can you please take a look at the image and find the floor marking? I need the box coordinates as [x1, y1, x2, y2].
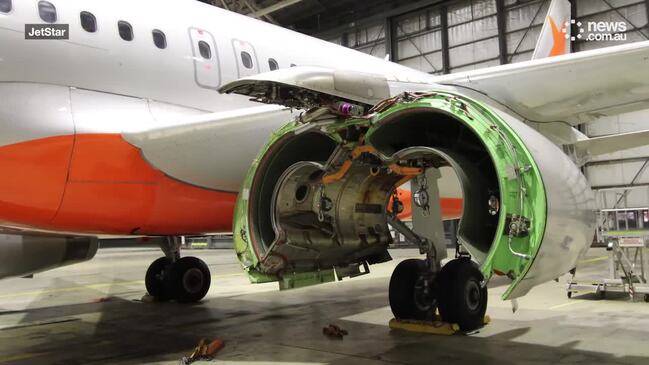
[579, 256, 608, 265]
[0, 272, 245, 299]
[213, 272, 246, 278]
[549, 300, 585, 310]
[0, 352, 47, 364]
[0, 317, 80, 331]
[0, 280, 144, 299]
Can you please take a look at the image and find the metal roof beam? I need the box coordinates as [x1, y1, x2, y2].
[251, 0, 304, 18]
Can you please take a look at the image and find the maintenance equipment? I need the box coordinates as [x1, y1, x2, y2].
[567, 234, 649, 301]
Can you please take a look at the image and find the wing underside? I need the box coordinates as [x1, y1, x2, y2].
[123, 105, 292, 192]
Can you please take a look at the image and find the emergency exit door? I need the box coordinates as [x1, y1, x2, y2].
[189, 27, 221, 89]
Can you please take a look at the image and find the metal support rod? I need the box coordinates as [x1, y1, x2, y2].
[440, 5, 450, 74]
[386, 16, 399, 62]
[367, 23, 387, 58]
[570, 0, 579, 52]
[251, 0, 303, 18]
[508, 0, 546, 62]
[395, 23, 439, 73]
[496, 0, 508, 65]
[387, 215, 440, 274]
[613, 159, 649, 209]
[160, 236, 182, 261]
[313, 0, 446, 40]
[601, 0, 649, 40]
[341, 32, 349, 48]
[239, 0, 279, 24]
[646, 0, 649, 33]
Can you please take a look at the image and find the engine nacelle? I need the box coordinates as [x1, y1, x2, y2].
[0, 234, 98, 279]
[233, 91, 596, 299]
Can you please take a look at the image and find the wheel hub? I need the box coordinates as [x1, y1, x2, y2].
[413, 276, 435, 312]
[464, 279, 482, 312]
[183, 268, 204, 294]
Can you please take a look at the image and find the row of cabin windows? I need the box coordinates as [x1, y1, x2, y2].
[0, 1, 168, 49]
[0, 0, 289, 71]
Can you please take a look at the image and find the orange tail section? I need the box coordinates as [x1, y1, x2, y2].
[531, 0, 571, 59]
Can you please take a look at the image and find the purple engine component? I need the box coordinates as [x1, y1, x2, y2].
[338, 102, 354, 115]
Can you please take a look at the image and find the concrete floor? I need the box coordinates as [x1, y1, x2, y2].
[1, 247, 648, 365]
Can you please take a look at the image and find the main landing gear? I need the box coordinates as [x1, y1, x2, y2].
[387, 169, 488, 332]
[145, 237, 211, 303]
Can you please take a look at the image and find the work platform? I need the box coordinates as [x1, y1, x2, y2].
[567, 235, 649, 301]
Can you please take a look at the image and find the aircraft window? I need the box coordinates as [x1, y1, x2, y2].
[152, 29, 166, 49]
[0, 0, 11, 13]
[118, 20, 133, 41]
[241, 51, 253, 69]
[268, 58, 279, 71]
[290, 63, 296, 67]
[198, 41, 211, 59]
[80, 11, 97, 33]
[38, 1, 56, 23]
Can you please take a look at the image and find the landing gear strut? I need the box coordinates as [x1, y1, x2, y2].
[388, 168, 488, 331]
[144, 237, 212, 303]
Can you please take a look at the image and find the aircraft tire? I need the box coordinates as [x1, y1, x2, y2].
[389, 259, 435, 320]
[145, 257, 174, 301]
[437, 258, 487, 331]
[169, 256, 211, 303]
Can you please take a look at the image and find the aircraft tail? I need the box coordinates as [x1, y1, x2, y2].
[531, 0, 571, 59]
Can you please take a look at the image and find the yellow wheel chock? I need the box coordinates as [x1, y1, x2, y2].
[389, 315, 491, 335]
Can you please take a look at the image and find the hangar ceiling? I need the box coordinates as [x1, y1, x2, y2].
[198, 0, 443, 33]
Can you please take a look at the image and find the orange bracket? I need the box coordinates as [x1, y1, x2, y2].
[389, 164, 423, 176]
[322, 145, 377, 185]
[322, 160, 353, 185]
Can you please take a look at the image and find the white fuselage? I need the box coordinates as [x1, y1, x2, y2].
[0, 0, 461, 235]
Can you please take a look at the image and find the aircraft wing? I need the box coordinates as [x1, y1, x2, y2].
[572, 129, 649, 160]
[434, 40, 649, 125]
[123, 105, 292, 192]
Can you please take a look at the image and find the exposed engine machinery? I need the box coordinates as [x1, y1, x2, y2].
[230, 88, 596, 330]
[0, 233, 98, 279]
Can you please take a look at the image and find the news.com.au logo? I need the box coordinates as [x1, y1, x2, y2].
[563, 19, 627, 42]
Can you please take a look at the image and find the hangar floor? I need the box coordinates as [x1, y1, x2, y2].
[1, 247, 648, 365]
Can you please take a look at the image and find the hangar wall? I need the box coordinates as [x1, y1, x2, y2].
[320, 0, 649, 211]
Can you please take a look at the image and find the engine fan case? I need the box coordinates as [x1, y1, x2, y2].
[233, 91, 596, 299]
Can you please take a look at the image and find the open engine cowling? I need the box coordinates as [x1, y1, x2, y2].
[0, 234, 98, 279]
[233, 91, 596, 299]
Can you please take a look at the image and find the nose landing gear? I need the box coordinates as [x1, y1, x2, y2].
[144, 237, 212, 303]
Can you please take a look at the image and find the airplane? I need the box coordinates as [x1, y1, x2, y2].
[1, 0, 649, 330]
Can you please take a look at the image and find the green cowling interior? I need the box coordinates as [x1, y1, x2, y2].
[233, 92, 548, 299]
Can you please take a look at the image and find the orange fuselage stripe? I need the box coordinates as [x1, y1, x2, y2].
[0, 134, 235, 235]
[0, 135, 463, 235]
